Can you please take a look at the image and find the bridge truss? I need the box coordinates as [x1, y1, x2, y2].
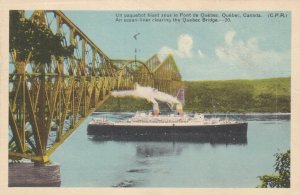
[9, 10, 183, 163]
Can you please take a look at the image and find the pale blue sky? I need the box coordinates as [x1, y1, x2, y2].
[63, 11, 291, 81]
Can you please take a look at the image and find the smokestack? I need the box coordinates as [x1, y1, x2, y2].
[176, 103, 183, 116]
[152, 102, 160, 116]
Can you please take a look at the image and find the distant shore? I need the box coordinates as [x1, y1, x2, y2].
[93, 111, 291, 115]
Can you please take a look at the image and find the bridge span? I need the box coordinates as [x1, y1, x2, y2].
[9, 10, 183, 164]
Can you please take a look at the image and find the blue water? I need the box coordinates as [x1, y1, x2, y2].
[51, 113, 290, 187]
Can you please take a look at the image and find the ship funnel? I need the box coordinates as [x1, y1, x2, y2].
[176, 103, 184, 116]
[152, 102, 160, 116]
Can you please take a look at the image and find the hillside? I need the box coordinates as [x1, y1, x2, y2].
[97, 77, 290, 113]
[184, 77, 290, 113]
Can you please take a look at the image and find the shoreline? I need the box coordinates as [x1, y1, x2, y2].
[92, 111, 291, 115]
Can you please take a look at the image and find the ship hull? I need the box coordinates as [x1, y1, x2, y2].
[87, 123, 248, 144]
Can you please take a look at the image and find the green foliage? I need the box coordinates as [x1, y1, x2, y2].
[184, 77, 290, 113]
[9, 11, 74, 64]
[184, 80, 254, 112]
[258, 150, 290, 188]
[97, 96, 152, 112]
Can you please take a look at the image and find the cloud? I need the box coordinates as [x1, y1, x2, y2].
[215, 30, 290, 70]
[158, 34, 205, 60]
[176, 34, 193, 58]
[225, 30, 236, 46]
[158, 46, 174, 60]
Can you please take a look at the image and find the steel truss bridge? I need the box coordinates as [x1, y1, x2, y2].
[9, 10, 183, 163]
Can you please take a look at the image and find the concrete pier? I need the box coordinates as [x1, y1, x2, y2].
[9, 163, 61, 187]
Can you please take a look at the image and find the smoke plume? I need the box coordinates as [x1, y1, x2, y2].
[111, 83, 182, 113]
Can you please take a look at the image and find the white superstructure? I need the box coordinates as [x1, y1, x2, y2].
[89, 112, 241, 127]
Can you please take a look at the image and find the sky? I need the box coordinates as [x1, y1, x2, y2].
[61, 11, 290, 81]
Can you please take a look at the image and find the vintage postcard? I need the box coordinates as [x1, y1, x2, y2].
[1, 0, 300, 195]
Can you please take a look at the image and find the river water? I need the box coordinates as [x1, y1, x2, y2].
[51, 112, 290, 187]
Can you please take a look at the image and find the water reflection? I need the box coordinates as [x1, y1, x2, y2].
[112, 179, 137, 187]
[136, 142, 184, 157]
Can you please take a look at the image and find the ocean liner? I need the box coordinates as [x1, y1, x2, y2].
[87, 85, 248, 143]
[87, 110, 247, 143]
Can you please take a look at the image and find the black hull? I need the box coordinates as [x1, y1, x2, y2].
[87, 123, 248, 144]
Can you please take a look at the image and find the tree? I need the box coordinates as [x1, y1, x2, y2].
[9, 10, 74, 64]
[258, 150, 290, 188]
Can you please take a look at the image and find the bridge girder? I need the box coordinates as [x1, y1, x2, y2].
[112, 59, 154, 89]
[152, 54, 183, 95]
[9, 10, 183, 163]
